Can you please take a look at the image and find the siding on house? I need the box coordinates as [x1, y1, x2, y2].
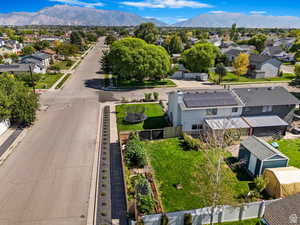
[242, 105, 294, 120]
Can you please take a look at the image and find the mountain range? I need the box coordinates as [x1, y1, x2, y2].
[0, 5, 166, 26]
[1, 6, 300, 28]
[174, 13, 300, 28]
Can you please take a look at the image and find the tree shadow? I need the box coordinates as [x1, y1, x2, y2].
[142, 116, 168, 130]
[84, 78, 103, 90]
[226, 157, 253, 182]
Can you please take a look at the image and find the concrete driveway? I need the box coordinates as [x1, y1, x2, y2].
[0, 39, 107, 225]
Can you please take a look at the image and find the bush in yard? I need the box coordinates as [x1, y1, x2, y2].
[144, 93, 152, 102]
[137, 193, 154, 214]
[183, 213, 192, 225]
[153, 92, 159, 101]
[182, 133, 203, 151]
[160, 214, 169, 225]
[135, 174, 151, 195]
[125, 105, 147, 123]
[254, 176, 268, 196]
[124, 133, 146, 168]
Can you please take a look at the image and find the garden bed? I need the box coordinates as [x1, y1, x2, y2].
[116, 103, 169, 132]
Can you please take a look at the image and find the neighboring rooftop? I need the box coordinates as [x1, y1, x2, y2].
[241, 136, 287, 161]
[183, 90, 242, 108]
[233, 87, 300, 107]
[264, 193, 300, 225]
[249, 54, 272, 64]
[0, 64, 30, 73]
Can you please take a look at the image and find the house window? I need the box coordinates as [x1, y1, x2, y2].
[206, 108, 218, 116]
[232, 107, 238, 113]
[192, 124, 203, 130]
[262, 105, 273, 112]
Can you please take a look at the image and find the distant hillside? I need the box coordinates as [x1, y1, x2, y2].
[174, 13, 300, 28]
[0, 5, 167, 26]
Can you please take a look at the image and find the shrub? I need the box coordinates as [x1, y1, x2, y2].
[137, 194, 154, 214]
[144, 93, 152, 102]
[153, 92, 159, 101]
[160, 214, 169, 225]
[183, 213, 192, 225]
[124, 133, 146, 168]
[254, 176, 268, 193]
[182, 133, 203, 151]
[135, 174, 151, 195]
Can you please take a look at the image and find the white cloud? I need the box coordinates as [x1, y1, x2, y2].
[49, 0, 104, 8]
[121, 0, 212, 9]
[209, 10, 226, 14]
[250, 11, 267, 14]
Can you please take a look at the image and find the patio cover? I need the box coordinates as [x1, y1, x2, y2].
[205, 117, 250, 130]
[242, 115, 288, 128]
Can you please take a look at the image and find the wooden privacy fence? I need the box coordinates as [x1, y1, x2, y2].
[137, 199, 280, 225]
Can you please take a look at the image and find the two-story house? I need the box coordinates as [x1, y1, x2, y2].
[168, 87, 300, 137]
[248, 54, 282, 79]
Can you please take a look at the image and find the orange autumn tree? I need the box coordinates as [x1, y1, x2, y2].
[233, 53, 250, 77]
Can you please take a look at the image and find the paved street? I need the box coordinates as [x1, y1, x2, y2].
[0, 39, 106, 225]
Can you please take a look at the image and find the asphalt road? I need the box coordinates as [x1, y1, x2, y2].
[0, 39, 106, 225]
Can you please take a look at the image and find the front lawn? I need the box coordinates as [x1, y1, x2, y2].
[143, 138, 251, 212]
[116, 103, 169, 132]
[276, 139, 300, 168]
[35, 73, 63, 89]
[50, 60, 75, 71]
[115, 79, 176, 88]
[210, 72, 295, 84]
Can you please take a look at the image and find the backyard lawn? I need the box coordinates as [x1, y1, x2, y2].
[116, 103, 169, 132]
[210, 72, 295, 84]
[35, 73, 63, 89]
[143, 138, 251, 212]
[115, 79, 176, 88]
[50, 60, 75, 71]
[276, 139, 300, 168]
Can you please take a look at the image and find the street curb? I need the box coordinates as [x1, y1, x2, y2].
[0, 128, 28, 167]
[87, 104, 102, 225]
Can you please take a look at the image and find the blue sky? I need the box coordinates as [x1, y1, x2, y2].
[2, 0, 300, 24]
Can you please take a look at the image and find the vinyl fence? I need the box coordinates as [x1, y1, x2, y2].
[138, 200, 279, 225]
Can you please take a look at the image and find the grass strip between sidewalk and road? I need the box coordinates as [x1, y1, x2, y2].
[55, 74, 71, 89]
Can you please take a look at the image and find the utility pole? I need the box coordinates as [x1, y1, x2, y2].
[29, 64, 36, 94]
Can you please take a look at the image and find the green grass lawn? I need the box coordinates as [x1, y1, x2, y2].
[116, 103, 169, 132]
[115, 79, 176, 88]
[50, 60, 74, 70]
[143, 138, 251, 212]
[276, 139, 300, 168]
[210, 72, 295, 84]
[207, 218, 262, 225]
[35, 73, 63, 89]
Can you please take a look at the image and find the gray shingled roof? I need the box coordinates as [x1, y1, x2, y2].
[183, 90, 241, 108]
[264, 193, 300, 225]
[243, 115, 288, 128]
[0, 64, 30, 73]
[267, 46, 285, 55]
[241, 136, 287, 161]
[249, 54, 272, 64]
[232, 87, 300, 107]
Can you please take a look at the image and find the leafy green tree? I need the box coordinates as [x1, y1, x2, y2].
[22, 45, 36, 55]
[124, 133, 146, 168]
[86, 33, 97, 42]
[105, 34, 117, 45]
[215, 63, 227, 84]
[169, 35, 183, 54]
[70, 31, 84, 47]
[134, 23, 159, 44]
[100, 50, 112, 74]
[33, 41, 50, 51]
[108, 38, 170, 82]
[291, 41, 300, 52]
[248, 34, 267, 53]
[0, 75, 39, 126]
[56, 43, 79, 57]
[295, 64, 300, 77]
[182, 43, 220, 73]
[230, 23, 238, 41]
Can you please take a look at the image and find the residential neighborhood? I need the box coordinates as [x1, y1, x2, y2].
[1, 1, 300, 225]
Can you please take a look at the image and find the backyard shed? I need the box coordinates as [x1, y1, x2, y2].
[263, 167, 300, 198]
[238, 136, 289, 177]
